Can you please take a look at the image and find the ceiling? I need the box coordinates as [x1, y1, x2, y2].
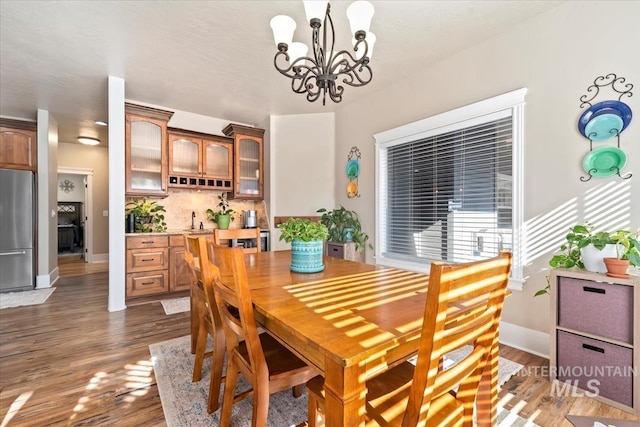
[0, 1, 564, 146]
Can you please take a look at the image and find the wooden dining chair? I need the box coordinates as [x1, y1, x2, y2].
[306, 252, 513, 427]
[183, 234, 226, 414]
[213, 227, 261, 253]
[209, 245, 318, 427]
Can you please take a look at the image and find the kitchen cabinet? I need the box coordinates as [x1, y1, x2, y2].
[125, 103, 174, 197]
[0, 118, 37, 171]
[126, 235, 169, 298]
[549, 268, 639, 415]
[222, 123, 265, 200]
[168, 234, 192, 292]
[167, 128, 233, 191]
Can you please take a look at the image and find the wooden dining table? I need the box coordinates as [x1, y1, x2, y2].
[241, 250, 500, 427]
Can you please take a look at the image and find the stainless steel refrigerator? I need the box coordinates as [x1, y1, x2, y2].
[0, 168, 35, 292]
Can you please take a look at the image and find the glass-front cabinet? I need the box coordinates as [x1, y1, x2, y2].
[222, 123, 265, 200]
[125, 103, 174, 197]
[168, 128, 233, 191]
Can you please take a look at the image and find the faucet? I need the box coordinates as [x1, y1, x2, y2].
[191, 211, 196, 229]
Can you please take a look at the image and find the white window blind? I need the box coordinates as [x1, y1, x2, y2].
[375, 89, 526, 289]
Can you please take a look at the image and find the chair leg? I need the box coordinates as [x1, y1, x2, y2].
[251, 384, 270, 427]
[192, 316, 208, 382]
[308, 393, 319, 427]
[207, 331, 226, 413]
[190, 293, 198, 354]
[292, 384, 303, 398]
[219, 361, 239, 427]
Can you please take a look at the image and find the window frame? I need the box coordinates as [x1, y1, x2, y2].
[374, 88, 527, 290]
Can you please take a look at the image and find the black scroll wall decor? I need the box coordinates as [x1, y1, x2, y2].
[578, 73, 633, 182]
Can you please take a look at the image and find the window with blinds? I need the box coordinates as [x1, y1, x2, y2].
[375, 89, 527, 289]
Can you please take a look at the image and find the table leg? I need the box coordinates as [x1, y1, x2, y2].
[476, 329, 500, 426]
[323, 359, 368, 427]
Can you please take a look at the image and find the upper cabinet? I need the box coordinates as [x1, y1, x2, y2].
[168, 128, 233, 191]
[0, 119, 37, 171]
[125, 103, 174, 197]
[222, 123, 265, 200]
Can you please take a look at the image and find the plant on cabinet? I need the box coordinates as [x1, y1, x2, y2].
[206, 193, 235, 230]
[125, 198, 167, 233]
[604, 229, 640, 277]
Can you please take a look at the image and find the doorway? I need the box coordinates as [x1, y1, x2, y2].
[57, 167, 94, 264]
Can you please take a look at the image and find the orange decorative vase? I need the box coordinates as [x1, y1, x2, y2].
[603, 257, 630, 278]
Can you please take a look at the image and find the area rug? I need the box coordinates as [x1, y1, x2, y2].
[161, 297, 190, 315]
[0, 287, 55, 309]
[150, 335, 537, 427]
[566, 414, 640, 427]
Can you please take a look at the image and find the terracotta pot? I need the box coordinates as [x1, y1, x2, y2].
[603, 257, 630, 276]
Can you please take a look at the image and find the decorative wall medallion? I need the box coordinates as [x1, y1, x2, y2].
[59, 179, 75, 193]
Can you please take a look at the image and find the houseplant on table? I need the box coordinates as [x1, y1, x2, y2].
[206, 193, 235, 230]
[278, 218, 329, 273]
[316, 206, 372, 253]
[125, 198, 167, 233]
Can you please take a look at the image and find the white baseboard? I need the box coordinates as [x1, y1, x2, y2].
[36, 266, 59, 289]
[92, 253, 109, 263]
[499, 321, 549, 359]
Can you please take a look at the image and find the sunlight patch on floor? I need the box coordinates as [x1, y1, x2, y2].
[1, 391, 33, 427]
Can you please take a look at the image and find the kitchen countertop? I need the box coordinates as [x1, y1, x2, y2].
[125, 228, 270, 236]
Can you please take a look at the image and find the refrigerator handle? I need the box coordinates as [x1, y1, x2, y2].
[0, 250, 26, 256]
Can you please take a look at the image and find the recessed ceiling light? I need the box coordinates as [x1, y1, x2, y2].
[95, 120, 108, 126]
[77, 137, 100, 145]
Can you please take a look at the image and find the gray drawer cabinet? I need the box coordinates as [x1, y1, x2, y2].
[326, 242, 364, 263]
[549, 269, 639, 415]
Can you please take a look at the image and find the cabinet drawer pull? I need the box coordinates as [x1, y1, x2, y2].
[583, 286, 605, 294]
[582, 343, 605, 353]
[331, 247, 339, 252]
[141, 258, 155, 262]
[142, 241, 155, 244]
[141, 281, 154, 285]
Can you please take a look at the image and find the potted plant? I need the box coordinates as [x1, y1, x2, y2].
[603, 229, 640, 276]
[316, 206, 372, 253]
[278, 218, 329, 273]
[206, 193, 235, 230]
[125, 198, 167, 233]
[547, 223, 616, 273]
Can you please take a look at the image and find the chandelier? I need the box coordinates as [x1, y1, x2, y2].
[270, 0, 375, 105]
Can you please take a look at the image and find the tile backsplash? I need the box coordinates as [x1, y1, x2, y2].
[126, 189, 269, 231]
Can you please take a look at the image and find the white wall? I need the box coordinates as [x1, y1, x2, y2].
[36, 110, 59, 288]
[57, 173, 85, 202]
[333, 1, 640, 341]
[270, 113, 336, 251]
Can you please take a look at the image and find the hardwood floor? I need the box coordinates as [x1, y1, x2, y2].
[1, 268, 638, 426]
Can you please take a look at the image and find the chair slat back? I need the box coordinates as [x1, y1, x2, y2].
[404, 252, 512, 426]
[210, 245, 267, 377]
[213, 227, 261, 254]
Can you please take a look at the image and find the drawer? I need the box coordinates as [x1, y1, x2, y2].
[327, 243, 344, 259]
[557, 277, 633, 343]
[126, 271, 168, 297]
[169, 234, 186, 247]
[127, 248, 169, 272]
[557, 330, 633, 408]
[127, 235, 169, 249]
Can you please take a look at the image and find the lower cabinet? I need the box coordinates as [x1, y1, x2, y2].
[126, 233, 207, 299]
[126, 235, 169, 298]
[169, 235, 192, 292]
[549, 268, 639, 415]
